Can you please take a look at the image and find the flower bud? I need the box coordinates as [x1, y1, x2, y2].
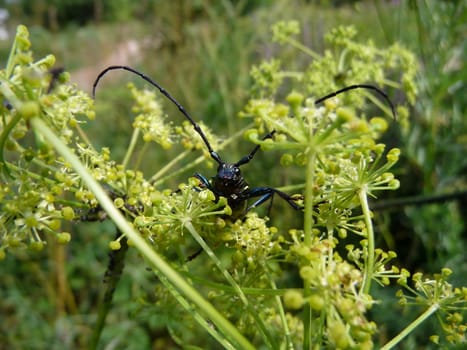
[280, 153, 294, 166]
[388, 179, 400, 189]
[61, 206, 75, 220]
[336, 107, 355, 124]
[43, 54, 56, 68]
[300, 265, 316, 282]
[19, 101, 40, 119]
[57, 232, 71, 244]
[286, 91, 304, 109]
[114, 197, 125, 208]
[308, 294, 325, 311]
[370, 116, 388, 132]
[29, 241, 45, 251]
[386, 148, 400, 163]
[109, 240, 121, 250]
[283, 289, 304, 309]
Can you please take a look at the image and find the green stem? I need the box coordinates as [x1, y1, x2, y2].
[358, 187, 375, 295]
[184, 221, 276, 349]
[279, 71, 305, 80]
[5, 28, 19, 78]
[0, 81, 24, 177]
[286, 38, 321, 60]
[179, 272, 289, 296]
[363, 90, 394, 119]
[276, 183, 305, 193]
[303, 147, 316, 349]
[149, 149, 191, 183]
[380, 303, 440, 350]
[381, 78, 401, 89]
[268, 273, 293, 350]
[133, 139, 149, 171]
[150, 123, 253, 186]
[303, 151, 316, 244]
[153, 268, 237, 350]
[151, 153, 206, 187]
[302, 301, 312, 350]
[337, 48, 350, 72]
[0, 113, 22, 177]
[31, 117, 255, 350]
[372, 190, 467, 211]
[184, 222, 249, 305]
[122, 127, 140, 169]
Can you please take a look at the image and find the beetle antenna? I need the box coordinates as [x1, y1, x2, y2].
[314, 84, 397, 119]
[92, 65, 222, 164]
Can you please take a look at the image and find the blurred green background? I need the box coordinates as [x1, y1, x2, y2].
[0, 0, 465, 349]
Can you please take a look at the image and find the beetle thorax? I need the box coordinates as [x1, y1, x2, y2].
[212, 163, 248, 196]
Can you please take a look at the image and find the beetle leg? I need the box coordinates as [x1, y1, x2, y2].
[245, 191, 273, 213]
[193, 173, 212, 190]
[235, 131, 276, 167]
[244, 187, 303, 214]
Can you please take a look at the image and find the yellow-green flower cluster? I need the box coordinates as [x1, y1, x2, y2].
[397, 268, 467, 346]
[129, 83, 175, 149]
[176, 120, 222, 161]
[133, 180, 229, 256]
[224, 213, 279, 270]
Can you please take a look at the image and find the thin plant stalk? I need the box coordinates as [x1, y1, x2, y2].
[359, 187, 375, 295]
[154, 269, 238, 350]
[122, 127, 140, 169]
[31, 116, 255, 350]
[150, 123, 253, 186]
[302, 146, 317, 349]
[268, 274, 293, 350]
[381, 303, 440, 350]
[184, 221, 277, 349]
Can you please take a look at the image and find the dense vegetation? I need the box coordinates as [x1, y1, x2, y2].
[1, 1, 465, 349]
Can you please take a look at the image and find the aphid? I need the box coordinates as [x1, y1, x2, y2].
[92, 65, 396, 217]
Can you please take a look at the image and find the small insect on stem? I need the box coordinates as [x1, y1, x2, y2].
[92, 65, 396, 217]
